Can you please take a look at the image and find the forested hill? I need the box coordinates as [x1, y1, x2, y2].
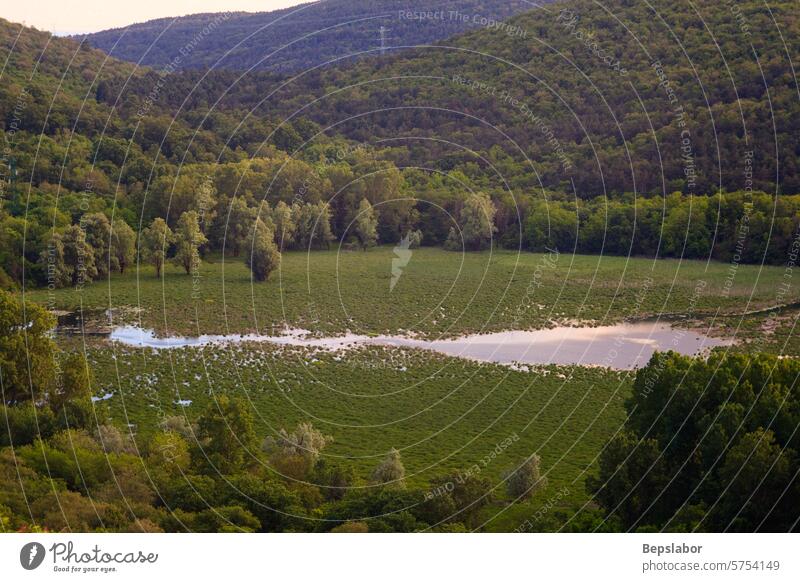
[3, 1, 800, 293]
[253, 0, 798, 196]
[74, 0, 538, 73]
[0, 16, 320, 179]
[86, 0, 800, 197]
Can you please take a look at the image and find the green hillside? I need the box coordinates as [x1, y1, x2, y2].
[77, 0, 538, 72]
[193, 0, 798, 196]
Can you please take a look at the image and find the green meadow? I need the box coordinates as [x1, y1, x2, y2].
[29, 248, 799, 339]
[83, 340, 629, 531]
[35, 249, 800, 530]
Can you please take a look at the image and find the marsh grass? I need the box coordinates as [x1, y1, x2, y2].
[84, 341, 629, 529]
[29, 248, 799, 338]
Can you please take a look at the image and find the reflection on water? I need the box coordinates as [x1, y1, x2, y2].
[108, 322, 732, 371]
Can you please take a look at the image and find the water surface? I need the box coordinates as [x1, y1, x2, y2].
[109, 321, 731, 370]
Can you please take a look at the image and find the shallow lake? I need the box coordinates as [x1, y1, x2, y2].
[108, 321, 732, 370]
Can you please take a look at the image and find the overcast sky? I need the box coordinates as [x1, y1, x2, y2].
[3, 0, 311, 35]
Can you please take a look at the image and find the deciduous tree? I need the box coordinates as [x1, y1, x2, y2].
[172, 211, 207, 275]
[111, 219, 136, 274]
[371, 448, 405, 488]
[140, 218, 173, 278]
[354, 198, 378, 249]
[505, 454, 548, 501]
[245, 218, 280, 282]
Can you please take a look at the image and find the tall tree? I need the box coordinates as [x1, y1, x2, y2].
[220, 197, 255, 257]
[156, 174, 217, 227]
[62, 225, 98, 286]
[245, 218, 281, 282]
[354, 198, 378, 250]
[140, 218, 173, 278]
[271, 201, 296, 250]
[110, 219, 136, 274]
[38, 233, 71, 288]
[292, 202, 334, 250]
[0, 290, 56, 404]
[51, 352, 95, 429]
[172, 211, 208, 275]
[82, 212, 115, 276]
[195, 395, 257, 474]
[460, 192, 497, 251]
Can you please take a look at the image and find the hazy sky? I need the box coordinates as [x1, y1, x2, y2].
[3, 0, 310, 35]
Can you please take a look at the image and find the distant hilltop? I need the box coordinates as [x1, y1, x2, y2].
[73, 0, 540, 72]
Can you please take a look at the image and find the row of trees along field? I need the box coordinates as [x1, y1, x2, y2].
[4, 180, 800, 290]
[3, 11, 800, 292]
[0, 290, 547, 532]
[21, 195, 384, 288]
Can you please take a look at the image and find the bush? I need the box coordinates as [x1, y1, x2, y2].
[371, 448, 406, 488]
[505, 454, 548, 501]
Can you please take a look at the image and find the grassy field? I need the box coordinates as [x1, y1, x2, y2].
[29, 249, 800, 530]
[27, 248, 800, 339]
[81, 340, 629, 531]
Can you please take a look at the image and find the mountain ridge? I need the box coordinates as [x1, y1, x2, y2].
[82, 0, 800, 196]
[74, 0, 540, 72]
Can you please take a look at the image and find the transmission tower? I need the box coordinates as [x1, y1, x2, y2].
[379, 26, 390, 55]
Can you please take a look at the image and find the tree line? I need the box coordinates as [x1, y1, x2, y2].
[6, 184, 800, 292]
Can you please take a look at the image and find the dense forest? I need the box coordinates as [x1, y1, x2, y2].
[589, 352, 800, 532]
[3, 2, 800, 291]
[77, 0, 537, 72]
[97, 0, 797, 197]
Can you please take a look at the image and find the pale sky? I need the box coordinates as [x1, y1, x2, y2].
[3, 0, 311, 35]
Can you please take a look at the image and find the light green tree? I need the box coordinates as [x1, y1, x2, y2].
[173, 211, 208, 275]
[245, 218, 281, 282]
[221, 197, 255, 257]
[371, 448, 406, 488]
[354, 198, 378, 249]
[271, 200, 296, 250]
[111, 219, 136, 274]
[82, 212, 114, 276]
[262, 422, 332, 463]
[0, 289, 56, 404]
[460, 192, 497, 251]
[140, 218, 173, 278]
[293, 202, 335, 249]
[505, 454, 548, 500]
[444, 227, 461, 251]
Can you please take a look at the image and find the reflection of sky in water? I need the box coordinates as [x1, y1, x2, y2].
[109, 322, 732, 371]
